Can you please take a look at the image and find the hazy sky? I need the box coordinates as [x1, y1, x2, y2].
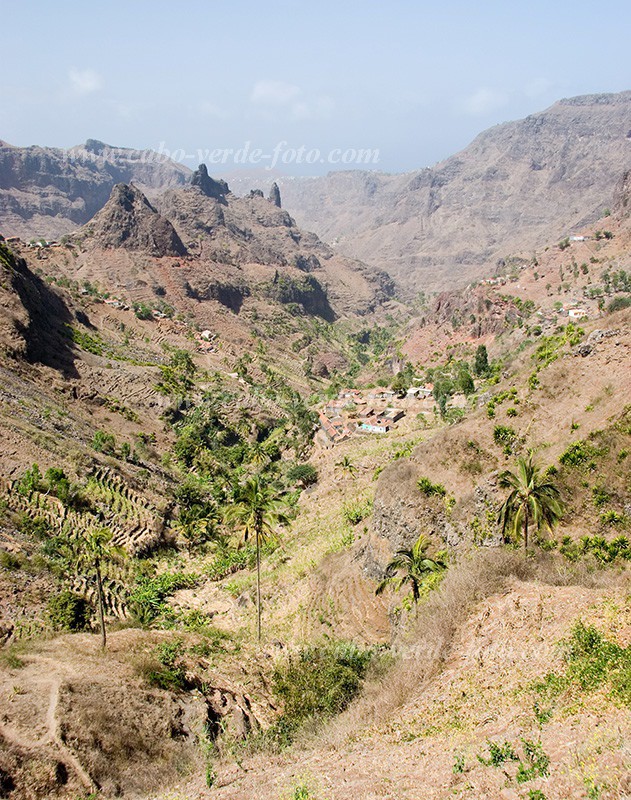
[3, 0, 631, 174]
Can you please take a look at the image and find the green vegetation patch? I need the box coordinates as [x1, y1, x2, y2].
[533, 622, 631, 707]
[267, 641, 374, 747]
[417, 476, 447, 497]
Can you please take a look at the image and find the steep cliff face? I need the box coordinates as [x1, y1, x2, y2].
[0, 140, 190, 240]
[268, 91, 631, 291]
[0, 240, 77, 375]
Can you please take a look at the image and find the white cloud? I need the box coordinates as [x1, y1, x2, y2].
[68, 68, 102, 96]
[461, 87, 508, 115]
[250, 80, 301, 106]
[290, 95, 334, 121]
[250, 80, 334, 122]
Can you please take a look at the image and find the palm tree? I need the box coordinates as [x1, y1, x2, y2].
[224, 474, 292, 642]
[497, 453, 563, 551]
[335, 455, 357, 478]
[55, 527, 126, 648]
[376, 534, 446, 604]
[173, 503, 219, 551]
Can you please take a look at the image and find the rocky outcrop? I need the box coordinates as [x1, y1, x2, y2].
[614, 169, 631, 217]
[156, 180, 395, 318]
[431, 286, 520, 338]
[79, 183, 187, 257]
[190, 164, 230, 202]
[269, 182, 282, 208]
[262, 273, 335, 321]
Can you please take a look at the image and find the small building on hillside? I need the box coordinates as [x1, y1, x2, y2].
[406, 386, 432, 398]
[324, 399, 347, 418]
[383, 407, 405, 422]
[568, 307, 589, 319]
[357, 417, 391, 434]
[319, 412, 352, 444]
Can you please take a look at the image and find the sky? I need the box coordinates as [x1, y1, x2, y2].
[2, 0, 631, 175]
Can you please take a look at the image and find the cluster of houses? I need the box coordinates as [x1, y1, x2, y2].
[317, 386, 435, 446]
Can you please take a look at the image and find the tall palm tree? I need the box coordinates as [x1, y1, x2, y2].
[497, 453, 563, 551]
[55, 527, 126, 648]
[376, 534, 446, 604]
[224, 474, 292, 642]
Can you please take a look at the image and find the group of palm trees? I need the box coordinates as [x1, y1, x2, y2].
[376, 453, 563, 604]
[77, 452, 562, 647]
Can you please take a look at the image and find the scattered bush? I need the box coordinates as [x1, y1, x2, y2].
[343, 497, 373, 525]
[565, 622, 631, 704]
[139, 639, 189, 691]
[533, 621, 631, 708]
[48, 590, 92, 631]
[417, 476, 447, 497]
[92, 430, 117, 454]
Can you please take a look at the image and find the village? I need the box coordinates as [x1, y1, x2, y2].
[316, 384, 448, 446]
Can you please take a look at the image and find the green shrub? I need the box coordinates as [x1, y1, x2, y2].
[343, 497, 373, 524]
[286, 463, 319, 486]
[559, 534, 631, 563]
[607, 295, 631, 313]
[15, 463, 43, 495]
[48, 590, 92, 631]
[417, 476, 447, 497]
[205, 546, 253, 581]
[128, 571, 198, 625]
[516, 739, 550, 783]
[600, 509, 626, 526]
[92, 430, 116, 454]
[559, 440, 602, 468]
[133, 302, 154, 320]
[591, 485, 610, 507]
[493, 424, 521, 455]
[17, 514, 50, 540]
[0, 550, 24, 571]
[271, 641, 373, 737]
[477, 740, 518, 766]
[67, 326, 105, 356]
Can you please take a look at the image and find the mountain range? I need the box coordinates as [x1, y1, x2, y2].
[2, 92, 631, 296]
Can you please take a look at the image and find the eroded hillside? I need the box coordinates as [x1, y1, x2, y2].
[0, 161, 629, 800]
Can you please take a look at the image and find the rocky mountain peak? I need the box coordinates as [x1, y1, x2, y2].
[190, 164, 230, 202]
[269, 182, 282, 208]
[80, 183, 187, 257]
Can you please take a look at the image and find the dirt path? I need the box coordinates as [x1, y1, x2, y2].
[0, 654, 96, 792]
